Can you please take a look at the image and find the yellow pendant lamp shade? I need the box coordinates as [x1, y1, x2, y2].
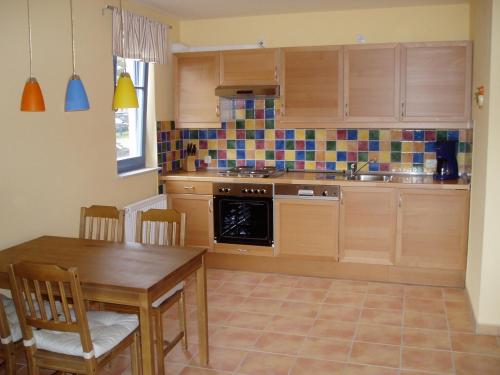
[21, 77, 45, 111]
[113, 72, 138, 109]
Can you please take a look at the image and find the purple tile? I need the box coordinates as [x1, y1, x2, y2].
[218, 150, 227, 160]
[425, 130, 436, 141]
[237, 160, 246, 166]
[256, 160, 265, 169]
[275, 150, 285, 160]
[402, 129, 414, 141]
[358, 141, 368, 151]
[347, 152, 357, 162]
[256, 140, 265, 149]
[295, 161, 305, 170]
[217, 130, 226, 139]
[295, 140, 305, 150]
[275, 130, 285, 139]
[337, 129, 347, 140]
[316, 161, 325, 170]
[380, 163, 390, 172]
[235, 99, 245, 109]
[255, 109, 264, 119]
[199, 140, 208, 149]
[236, 130, 246, 139]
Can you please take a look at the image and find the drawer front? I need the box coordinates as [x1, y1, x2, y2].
[165, 181, 212, 195]
[213, 243, 274, 257]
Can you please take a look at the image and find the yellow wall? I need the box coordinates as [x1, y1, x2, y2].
[0, 0, 177, 249]
[179, 4, 469, 47]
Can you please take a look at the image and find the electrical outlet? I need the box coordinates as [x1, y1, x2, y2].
[425, 159, 437, 169]
[204, 155, 212, 164]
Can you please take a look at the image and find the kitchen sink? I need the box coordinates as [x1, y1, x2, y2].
[349, 174, 393, 182]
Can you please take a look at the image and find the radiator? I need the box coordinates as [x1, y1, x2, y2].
[124, 194, 166, 242]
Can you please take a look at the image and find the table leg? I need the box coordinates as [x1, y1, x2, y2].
[138, 294, 154, 375]
[196, 256, 209, 366]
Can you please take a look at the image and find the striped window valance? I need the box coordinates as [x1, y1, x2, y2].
[112, 9, 168, 64]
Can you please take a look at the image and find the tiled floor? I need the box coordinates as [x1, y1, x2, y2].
[2, 268, 500, 375]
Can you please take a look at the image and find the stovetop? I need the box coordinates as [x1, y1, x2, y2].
[218, 166, 285, 178]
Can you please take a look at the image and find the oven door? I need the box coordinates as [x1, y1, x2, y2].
[214, 195, 273, 247]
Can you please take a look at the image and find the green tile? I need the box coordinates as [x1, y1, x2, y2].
[391, 152, 401, 162]
[246, 130, 255, 139]
[189, 130, 199, 139]
[227, 160, 236, 168]
[245, 109, 255, 119]
[306, 151, 315, 161]
[466, 143, 472, 153]
[306, 130, 315, 140]
[369, 130, 380, 140]
[209, 150, 217, 159]
[286, 140, 295, 150]
[437, 131, 447, 141]
[236, 120, 245, 129]
[391, 141, 401, 152]
[285, 161, 295, 170]
[326, 141, 336, 151]
[459, 142, 466, 153]
[265, 151, 275, 160]
[227, 140, 236, 149]
[265, 119, 275, 129]
[358, 152, 368, 162]
[265, 99, 275, 109]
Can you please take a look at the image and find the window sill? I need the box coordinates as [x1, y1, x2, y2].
[118, 167, 160, 178]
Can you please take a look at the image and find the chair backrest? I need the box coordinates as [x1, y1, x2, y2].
[135, 209, 186, 246]
[7, 262, 94, 357]
[79, 205, 125, 242]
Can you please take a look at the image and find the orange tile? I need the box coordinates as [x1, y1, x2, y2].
[277, 301, 321, 319]
[444, 299, 470, 313]
[189, 346, 247, 372]
[360, 309, 402, 326]
[238, 297, 283, 314]
[367, 283, 404, 297]
[363, 295, 403, 311]
[451, 333, 500, 356]
[290, 357, 344, 375]
[309, 319, 356, 340]
[254, 332, 305, 355]
[447, 311, 475, 333]
[454, 352, 500, 375]
[229, 271, 265, 284]
[265, 315, 315, 336]
[249, 285, 292, 300]
[296, 276, 333, 290]
[285, 288, 327, 303]
[207, 269, 234, 281]
[405, 298, 445, 314]
[355, 324, 402, 346]
[261, 274, 299, 287]
[299, 337, 351, 361]
[324, 291, 365, 307]
[207, 293, 246, 309]
[349, 342, 400, 368]
[403, 328, 451, 350]
[224, 311, 273, 330]
[344, 364, 399, 375]
[402, 348, 453, 374]
[209, 327, 261, 349]
[317, 304, 361, 322]
[403, 311, 448, 330]
[442, 288, 468, 302]
[237, 352, 295, 375]
[216, 282, 257, 297]
[405, 286, 443, 300]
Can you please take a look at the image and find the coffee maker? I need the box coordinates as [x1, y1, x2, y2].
[434, 140, 459, 180]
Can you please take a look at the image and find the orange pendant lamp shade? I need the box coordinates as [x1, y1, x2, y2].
[21, 77, 45, 112]
[113, 72, 138, 109]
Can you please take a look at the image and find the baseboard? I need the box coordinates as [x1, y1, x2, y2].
[465, 287, 500, 336]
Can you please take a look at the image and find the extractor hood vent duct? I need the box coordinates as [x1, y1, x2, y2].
[215, 85, 279, 99]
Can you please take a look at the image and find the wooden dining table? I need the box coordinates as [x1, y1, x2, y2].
[0, 236, 209, 375]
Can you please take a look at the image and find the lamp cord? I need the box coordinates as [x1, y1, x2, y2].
[70, 0, 76, 76]
[26, 0, 33, 78]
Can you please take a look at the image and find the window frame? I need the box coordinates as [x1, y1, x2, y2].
[113, 56, 149, 174]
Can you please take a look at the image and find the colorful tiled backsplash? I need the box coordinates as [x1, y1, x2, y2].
[157, 99, 472, 175]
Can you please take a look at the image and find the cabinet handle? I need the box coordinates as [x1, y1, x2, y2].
[183, 185, 194, 191]
[208, 199, 213, 213]
[401, 102, 406, 117]
[274, 66, 278, 82]
[340, 190, 344, 204]
[398, 195, 402, 208]
[345, 102, 349, 117]
[281, 101, 285, 116]
[237, 248, 248, 253]
[216, 104, 220, 117]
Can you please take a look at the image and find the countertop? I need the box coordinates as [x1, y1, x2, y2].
[160, 170, 470, 190]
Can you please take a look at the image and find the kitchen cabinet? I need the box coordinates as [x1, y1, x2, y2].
[165, 181, 214, 249]
[279, 46, 344, 127]
[220, 49, 279, 86]
[400, 41, 472, 123]
[396, 189, 469, 270]
[339, 187, 398, 265]
[274, 198, 339, 259]
[344, 44, 400, 122]
[174, 52, 221, 128]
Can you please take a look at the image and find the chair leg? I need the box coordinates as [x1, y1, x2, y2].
[178, 290, 188, 350]
[4, 343, 17, 375]
[25, 347, 40, 375]
[154, 310, 165, 375]
[130, 331, 141, 375]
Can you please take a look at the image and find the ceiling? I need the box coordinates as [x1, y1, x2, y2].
[135, 0, 468, 20]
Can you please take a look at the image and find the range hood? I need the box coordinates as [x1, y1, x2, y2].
[215, 85, 280, 98]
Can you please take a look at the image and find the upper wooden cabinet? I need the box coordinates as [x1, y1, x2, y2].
[219, 49, 279, 86]
[174, 52, 221, 128]
[401, 41, 472, 123]
[280, 46, 344, 126]
[344, 44, 400, 122]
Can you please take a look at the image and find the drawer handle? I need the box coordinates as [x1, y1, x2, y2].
[237, 248, 248, 253]
[401, 102, 406, 117]
[208, 199, 213, 213]
[345, 102, 349, 117]
[216, 104, 220, 117]
[183, 186, 194, 190]
[399, 195, 403, 207]
[274, 66, 278, 82]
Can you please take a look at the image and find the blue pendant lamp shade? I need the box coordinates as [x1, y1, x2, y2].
[65, 0, 89, 111]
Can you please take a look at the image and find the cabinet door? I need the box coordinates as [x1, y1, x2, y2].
[274, 199, 339, 259]
[339, 187, 398, 265]
[174, 52, 221, 128]
[168, 194, 214, 249]
[280, 46, 343, 126]
[401, 42, 472, 122]
[220, 49, 279, 85]
[396, 189, 469, 270]
[344, 44, 399, 122]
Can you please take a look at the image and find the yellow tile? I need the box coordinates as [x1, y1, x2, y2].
[246, 150, 255, 159]
[235, 109, 246, 120]
[198, 149, 208, 157]
[245, 140, 255, 150]
[336, 140, 347, 151]
[255, 150, 265, 160]
[227, 149, 236, 159]
[265, 130, 275, 140]
[358, 130, 369, 141]
[265, 140, 274, 149]
[347, 141, 358, 152]
[208, 140, 218, 149]
[401, 163, 412, 172]
[379, 151, 390, 163]
[274, 99, 280, 110]
[245, 119, 255, 129]
[315, 129, 326, 141]
[379, 141, 391, 151]
[325, 151, 337, 162]
[402, 142, 413, 152]
[225, 121, 236, 130]
[285, 151, 295, 161]
[226, 129, 236, 140]
[305, 161, 316, 170]
[255, 100, 265, 109]
[336, 161, 347, 171]
[295, 129, 305, 140]
[379, 130, 391, 141]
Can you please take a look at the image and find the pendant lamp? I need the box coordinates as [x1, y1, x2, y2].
[65, 0, 89, 111]
[20, 0, 45, 112]
[112, 0, 138, 109]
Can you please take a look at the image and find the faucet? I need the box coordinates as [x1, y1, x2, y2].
[346, 159, 377, 178]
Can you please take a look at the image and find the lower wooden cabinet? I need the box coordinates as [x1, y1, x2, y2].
[167, 193, 214, 250]
[396, 189, 469, 270]
[274, 198, 339, 259]
[339, 187, 398, 265]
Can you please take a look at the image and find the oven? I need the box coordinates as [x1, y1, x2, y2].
[213, 182, 274, 247]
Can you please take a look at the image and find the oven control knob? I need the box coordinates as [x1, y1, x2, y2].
[255, 189, 261, 194]
[322, 190, 329, 196]
[250, 189, 255, 193]
[261, 189, 267, 194]
[242, 188, 248, 193]
[218, 188, 224, 193]
[225, 188, 231, 193]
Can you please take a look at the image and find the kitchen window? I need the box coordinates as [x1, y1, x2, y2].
[114, 56, 149, 174]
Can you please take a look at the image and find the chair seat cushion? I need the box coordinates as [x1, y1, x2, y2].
[33, 311, 138, 358]
[1, 295, 22, 343]
[152, 281, 185, 308]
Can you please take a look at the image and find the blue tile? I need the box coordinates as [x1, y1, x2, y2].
[414, 130, 424, 141]
[198, 130, 208, 139]
[221, 122, 227, 129]
[236, 140, 245, 149]
[208, 129, 217, 139]
[337, 151, 347, 161]
[265, 108, 275, 119]
[217, 160, 227, 168]
[369, 162, 380, 172]
[276, 161, 285, 170]
[182, 129, 189, 139]
[285, 130, 295, 139]
[347, 129, 358, 140]
[369, 141, 380, 151]
[326, 162, 336, 171]
[176, 140, 182, 149]
[413, 153, 424, 163]
[275, 140, 285, 150]
[448, 130, 459, 141]
[295, 151, 305, 161]
[245, 100, 254, 109]
[306, 140, 316, 150]
[255, 130, 265, 139]
[166, 143, 171, 152]
[425, 142, 436, 152]
[161, 132, 167, 141]
[246, 160, 255, 167]
[237, 150, 246, 159]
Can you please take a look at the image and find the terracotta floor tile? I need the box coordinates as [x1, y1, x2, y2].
[207, 294, 246, 309]
[299, 337, 351, 361]
[447, 311, 475, 333]
[165, 362, 185, 375]
[401, 347, 453, 373]
[442, 287, 468, 301]
[344, 363, 399, 375]
[260, 274, 299, 287]
[317, 304, 361, 322]
[207, 269, 235, 281]
[249, 285, 291, 300]
[355, 324, 402, 346]
[265, 315, 315, 335]
[309, 319, 356, 340]
[290, 357, 344, 375]
[403, 311, 448, 330]
[216, 282, 257, 297]
[225, 311, 273, 330]
[445, 299, 471, 313]
[349, 342, 400, 368]
[178, 367, 229, 375]
[405, 298, 446, 314]
[451, 333, 500, 356]
[277, 301, 320, 319]
[400, 371, 449, 375]
[189, 346, 247, 372]
[405, 286, 443, 300]
[237, 351, 295, 375]
[209, 327, 261, 349]
[332, 280, 368, 293]
[166, 343, 199, 364]
[237, 297, 282, 314]
[229, 271, 265, 284]
[295, 276, 333, 290]
[403, 328, 451, 350]
[360, 309, 402, 326]
[454, 352, 500, 375]
[188, 307, 232, 326]
[253, 332, 305, 355]
[324, 291, 366, 307]
[366, 283, 405, 297]
[186, 322, 218, 345]
[285, 288, 327, 303]
[363, 295, 403, 311]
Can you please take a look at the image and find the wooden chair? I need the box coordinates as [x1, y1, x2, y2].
[136, 208, 187, 375]
[79, 205, 125, 242]
[0, 295, 23, 375]
[7, 262, 141, 375]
